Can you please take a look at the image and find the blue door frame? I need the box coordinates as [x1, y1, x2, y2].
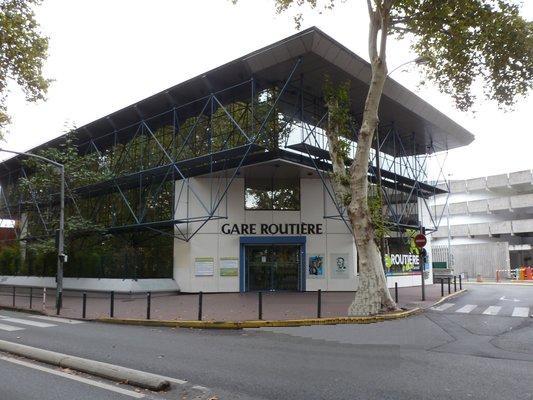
[239, 236, 306, 292]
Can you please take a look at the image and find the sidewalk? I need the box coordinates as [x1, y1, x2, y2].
[0, 284, 458, 321]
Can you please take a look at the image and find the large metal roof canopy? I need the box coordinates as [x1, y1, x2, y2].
[1, 26, 474, 171]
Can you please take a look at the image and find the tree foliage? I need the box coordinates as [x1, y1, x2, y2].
[269, 0, 533, 110]
[0, 0, 50, 135]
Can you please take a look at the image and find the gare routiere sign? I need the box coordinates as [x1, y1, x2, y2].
[221, 223, 323, 235]
[385, 236, 422, 275]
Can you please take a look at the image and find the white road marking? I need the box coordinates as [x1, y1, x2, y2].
[431, 303, 455, 311]
[455, 304, 478, 314]
[482, 306, 501, 316]
[28, 315, 84, 324]
[0, 323, 24, 332]
[192, 385, 210, 392]
[0, 355, 145, 398]
[511, 307, 530, 318]
[499, 296, 520, 302]
[0, 316, 56, 328]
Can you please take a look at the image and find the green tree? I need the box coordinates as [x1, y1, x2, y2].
[0, 0, 49, 135]
[232, 0, 533, 315]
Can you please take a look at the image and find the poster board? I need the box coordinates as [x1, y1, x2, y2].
[307, 254, 325, 278]
[194, 257, 214, 276]
[219, 257, 239, 277]
[330, 253, 350, 279]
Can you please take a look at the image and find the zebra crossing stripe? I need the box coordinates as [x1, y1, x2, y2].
[0, 316, 56, 328]
[0, 323, 24, 332]
[511, 307, 530, 318]
[482, 306, 501, 316]
[455, 304, 477, 314]
[431, 303, 455, 311]
[29, 315, 84, 324]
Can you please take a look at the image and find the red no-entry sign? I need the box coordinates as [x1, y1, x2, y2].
[414, 233, 427, 248]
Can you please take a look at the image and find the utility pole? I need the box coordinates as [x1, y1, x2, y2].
[0, 148, 66, 314]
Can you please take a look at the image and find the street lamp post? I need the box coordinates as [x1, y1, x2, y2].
[388, 55, 429, 76]
[0, 148, 65, 314]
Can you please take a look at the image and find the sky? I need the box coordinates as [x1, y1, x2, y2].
[3, 0, 532, 180]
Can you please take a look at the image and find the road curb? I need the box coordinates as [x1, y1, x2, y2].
[0, 339, 170, 391]
[94, 307, 421, 329]
[425, 289, 468, 309]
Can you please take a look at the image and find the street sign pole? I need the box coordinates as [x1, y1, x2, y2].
[415, 232, 427, 301]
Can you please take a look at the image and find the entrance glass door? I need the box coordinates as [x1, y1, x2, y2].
[245, 244, 300, 291]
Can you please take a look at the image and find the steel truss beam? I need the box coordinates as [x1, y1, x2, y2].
[0, 55, 449, 249]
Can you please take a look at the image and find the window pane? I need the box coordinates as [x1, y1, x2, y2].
[245, 177, 300, 210]
[245, 178, 273, 210]
[272, 179, 300, 210]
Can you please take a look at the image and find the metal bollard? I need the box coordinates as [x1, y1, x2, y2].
[197, 291, 203, 321]
[317, 289, 322, 318]
[110, 291, 115, 318]
[42, 287, 46, 311]
[454, 276, 457, 292]
[146, 292, 151, 320]
[56, 291, 62, 315]
[12, 286, 15, 308]
[440, 278, 444, 297]
[459, 274, 462, 290]
[447, 277, 451, 294]
[29, 287, 33, 309]
[394, 282, 399, 303]
[258, 291, 263, 320]
[82, 292, 87, 319]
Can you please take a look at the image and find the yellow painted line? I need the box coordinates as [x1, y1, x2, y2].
[95, 308, 421, 329]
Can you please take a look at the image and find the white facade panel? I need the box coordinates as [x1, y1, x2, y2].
[489, 220, 512, 235]
[449, 202, 469, 215]
[488, 197, 510, 212]
[468, 199, 488, 213]
[468, 222, 490, 236]
[512, 219, 533, 234]
[487, 174, 509, 189]
[466, 177, 486, 192]
[509, 170, 532, 186]
[510, 193, 533, 210]
[173, 177, 360, 292]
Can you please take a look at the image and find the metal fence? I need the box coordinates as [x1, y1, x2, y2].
[0, 283, 447, 322]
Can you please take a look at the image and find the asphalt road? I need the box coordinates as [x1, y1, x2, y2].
[0, 283, 531, 400]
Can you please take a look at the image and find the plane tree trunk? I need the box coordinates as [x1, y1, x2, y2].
[325, 1, 398, 316]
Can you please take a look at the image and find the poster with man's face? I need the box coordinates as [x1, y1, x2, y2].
[308, 254, 325, 278]
[330, 253, 350, 279]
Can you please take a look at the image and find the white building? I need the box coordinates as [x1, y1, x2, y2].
[0, 28, 473, 292]
[428, 170, 533, 277]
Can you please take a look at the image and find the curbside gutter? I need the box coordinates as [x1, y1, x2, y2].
[0, 305, 47, 315]
[0, 339, 170, 391]
[95, 307, 421, 329]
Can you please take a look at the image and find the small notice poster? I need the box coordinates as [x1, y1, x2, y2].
[220, 257, 239, 277]
[330, 253, 350, 279]
[308, 254, 325, 278]
[195, 257, 214, 276]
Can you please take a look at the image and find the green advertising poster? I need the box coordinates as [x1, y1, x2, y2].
[385, 236, 421, 276]
[219, 257, 239, 277]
